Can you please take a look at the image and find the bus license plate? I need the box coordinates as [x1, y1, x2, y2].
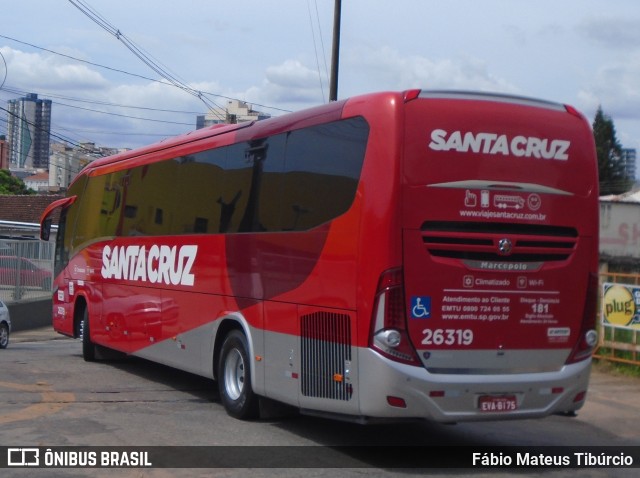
[478, 395, 517, 412]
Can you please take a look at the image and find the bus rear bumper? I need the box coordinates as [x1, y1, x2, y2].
[356, 348, 592, 423]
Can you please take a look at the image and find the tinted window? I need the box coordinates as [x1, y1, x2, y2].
[177, 149, 226, 234]
[73, 173, 108, 250]
[256, 134, 286, 232]
[119, 161, 179, 236]
[281, 117, 369, 230]
[56, 175, 87, 273]
[72, 116, 369, 246]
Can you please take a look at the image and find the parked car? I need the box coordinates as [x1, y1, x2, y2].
[0, 300, 10, 349]
[0, 256, 52, 290]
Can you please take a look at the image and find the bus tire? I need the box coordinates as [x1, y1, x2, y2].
[81, 308, 96, 362]
[217, 330, 259, 420]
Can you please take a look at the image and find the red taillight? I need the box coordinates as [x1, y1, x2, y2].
[564, 104, 587, 121]
[566, 273, 599, 364]
[370, 268, 420, 365]
[403, 89, 421, 102]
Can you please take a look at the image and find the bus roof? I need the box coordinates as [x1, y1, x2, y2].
[418, 90, 568, 112]
[79, 98, 349, 177]
[72, 88, 585, 185]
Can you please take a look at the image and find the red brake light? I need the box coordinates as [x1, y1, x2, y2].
[370, 268, 420, 365]
[566, 273, 599, 364]
[564, 104, 587, 121]
[403, 89, 421, 102]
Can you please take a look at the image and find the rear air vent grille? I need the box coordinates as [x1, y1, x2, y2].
[421, 221, 577, 263]
[301, 312, 353, 401]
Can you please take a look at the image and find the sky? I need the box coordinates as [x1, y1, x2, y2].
[1, 0, 640, 176]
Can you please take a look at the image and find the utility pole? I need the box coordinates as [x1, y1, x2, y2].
[329, 0, 341, 102]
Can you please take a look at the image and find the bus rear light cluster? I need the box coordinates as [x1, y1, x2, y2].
[566, 273, 599, 364]
[370, 268, 420, 365]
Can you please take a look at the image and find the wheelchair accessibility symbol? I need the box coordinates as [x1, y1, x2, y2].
[411, 296, 431, 319]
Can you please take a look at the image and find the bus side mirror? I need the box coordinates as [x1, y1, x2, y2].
[41, 217, 52, 241]
[39, 196, 77, 242]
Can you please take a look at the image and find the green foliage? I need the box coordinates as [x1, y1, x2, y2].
[593, 106, 633, 195]
[0, 169, 35, 195]
[594, 359, 640, 379]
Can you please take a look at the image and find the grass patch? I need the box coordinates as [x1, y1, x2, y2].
[593, 358, 640, 379]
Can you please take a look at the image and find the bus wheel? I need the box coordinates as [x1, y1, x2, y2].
[217, 330, 259, 420]
[81, 308, 96, 362]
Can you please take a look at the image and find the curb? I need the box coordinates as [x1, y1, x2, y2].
[10, 326, 69, 343]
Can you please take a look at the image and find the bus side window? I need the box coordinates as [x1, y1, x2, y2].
[220, 143, 252, 233]
[177, 149, 226, 234]
[123, 162, 178, 236]
[73, 174, 109, 249]
[251, 134, 286, 233]
[281, 117, 369, 231]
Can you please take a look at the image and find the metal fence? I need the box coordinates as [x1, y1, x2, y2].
[595, 272, 640, 366]
[0, 239, 55, 304]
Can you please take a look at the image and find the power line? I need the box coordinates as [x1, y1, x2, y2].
[0, 127, 85, 178]
[54, 125, 180, 138]
[0, 84, 205, 116]
[67, 0, 224, 119]
[0, 88, 165, 149]
[0, 50, 7, 90]
[0, 33, 292, 114]
[0, 87, 191, 153]
[0, 104, 102, 156]
[313, 0, 330, 91]
[0, 85, 195, 144]
[54, 101, 195, 126]
[307, 0, 326, 103]
[0, 106, 103, 177]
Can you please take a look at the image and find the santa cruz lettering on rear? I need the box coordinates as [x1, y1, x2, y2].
[101, 244, 198, 286]
[429, 129, 570, 160]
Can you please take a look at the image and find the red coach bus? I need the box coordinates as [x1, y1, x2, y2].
[41, 90, 599, 423]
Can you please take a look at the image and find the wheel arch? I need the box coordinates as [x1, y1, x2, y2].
[212, 312, 254, 382]
[72, 293, 90, 339]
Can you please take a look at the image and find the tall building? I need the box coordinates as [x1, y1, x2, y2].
[49, 143, 92, 191]
[196, 99, 270, 129]
[47, 142, 123, 191]
[621, 148, 637, 180]
[6, 93, 52, 170]
[0, 135, 8, 170]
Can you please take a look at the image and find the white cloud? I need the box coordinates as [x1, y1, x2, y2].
[576, 52, 640, 152]
[262, 59, 325, 104]
[577, 53, 640, 120]
[1, 47, 108, 91]
[578, 17, 640, 50]
[341, 46, 519, 96]
[231, 59, 325, 109]
[1, 41, 526, 150]
[265, 60, 318, 89]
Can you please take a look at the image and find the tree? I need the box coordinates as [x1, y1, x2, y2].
[592, 106, 633, 195]
[0, 169, 34, 195]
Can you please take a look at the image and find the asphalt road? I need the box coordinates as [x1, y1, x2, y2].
[1, 328, 639, 478]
